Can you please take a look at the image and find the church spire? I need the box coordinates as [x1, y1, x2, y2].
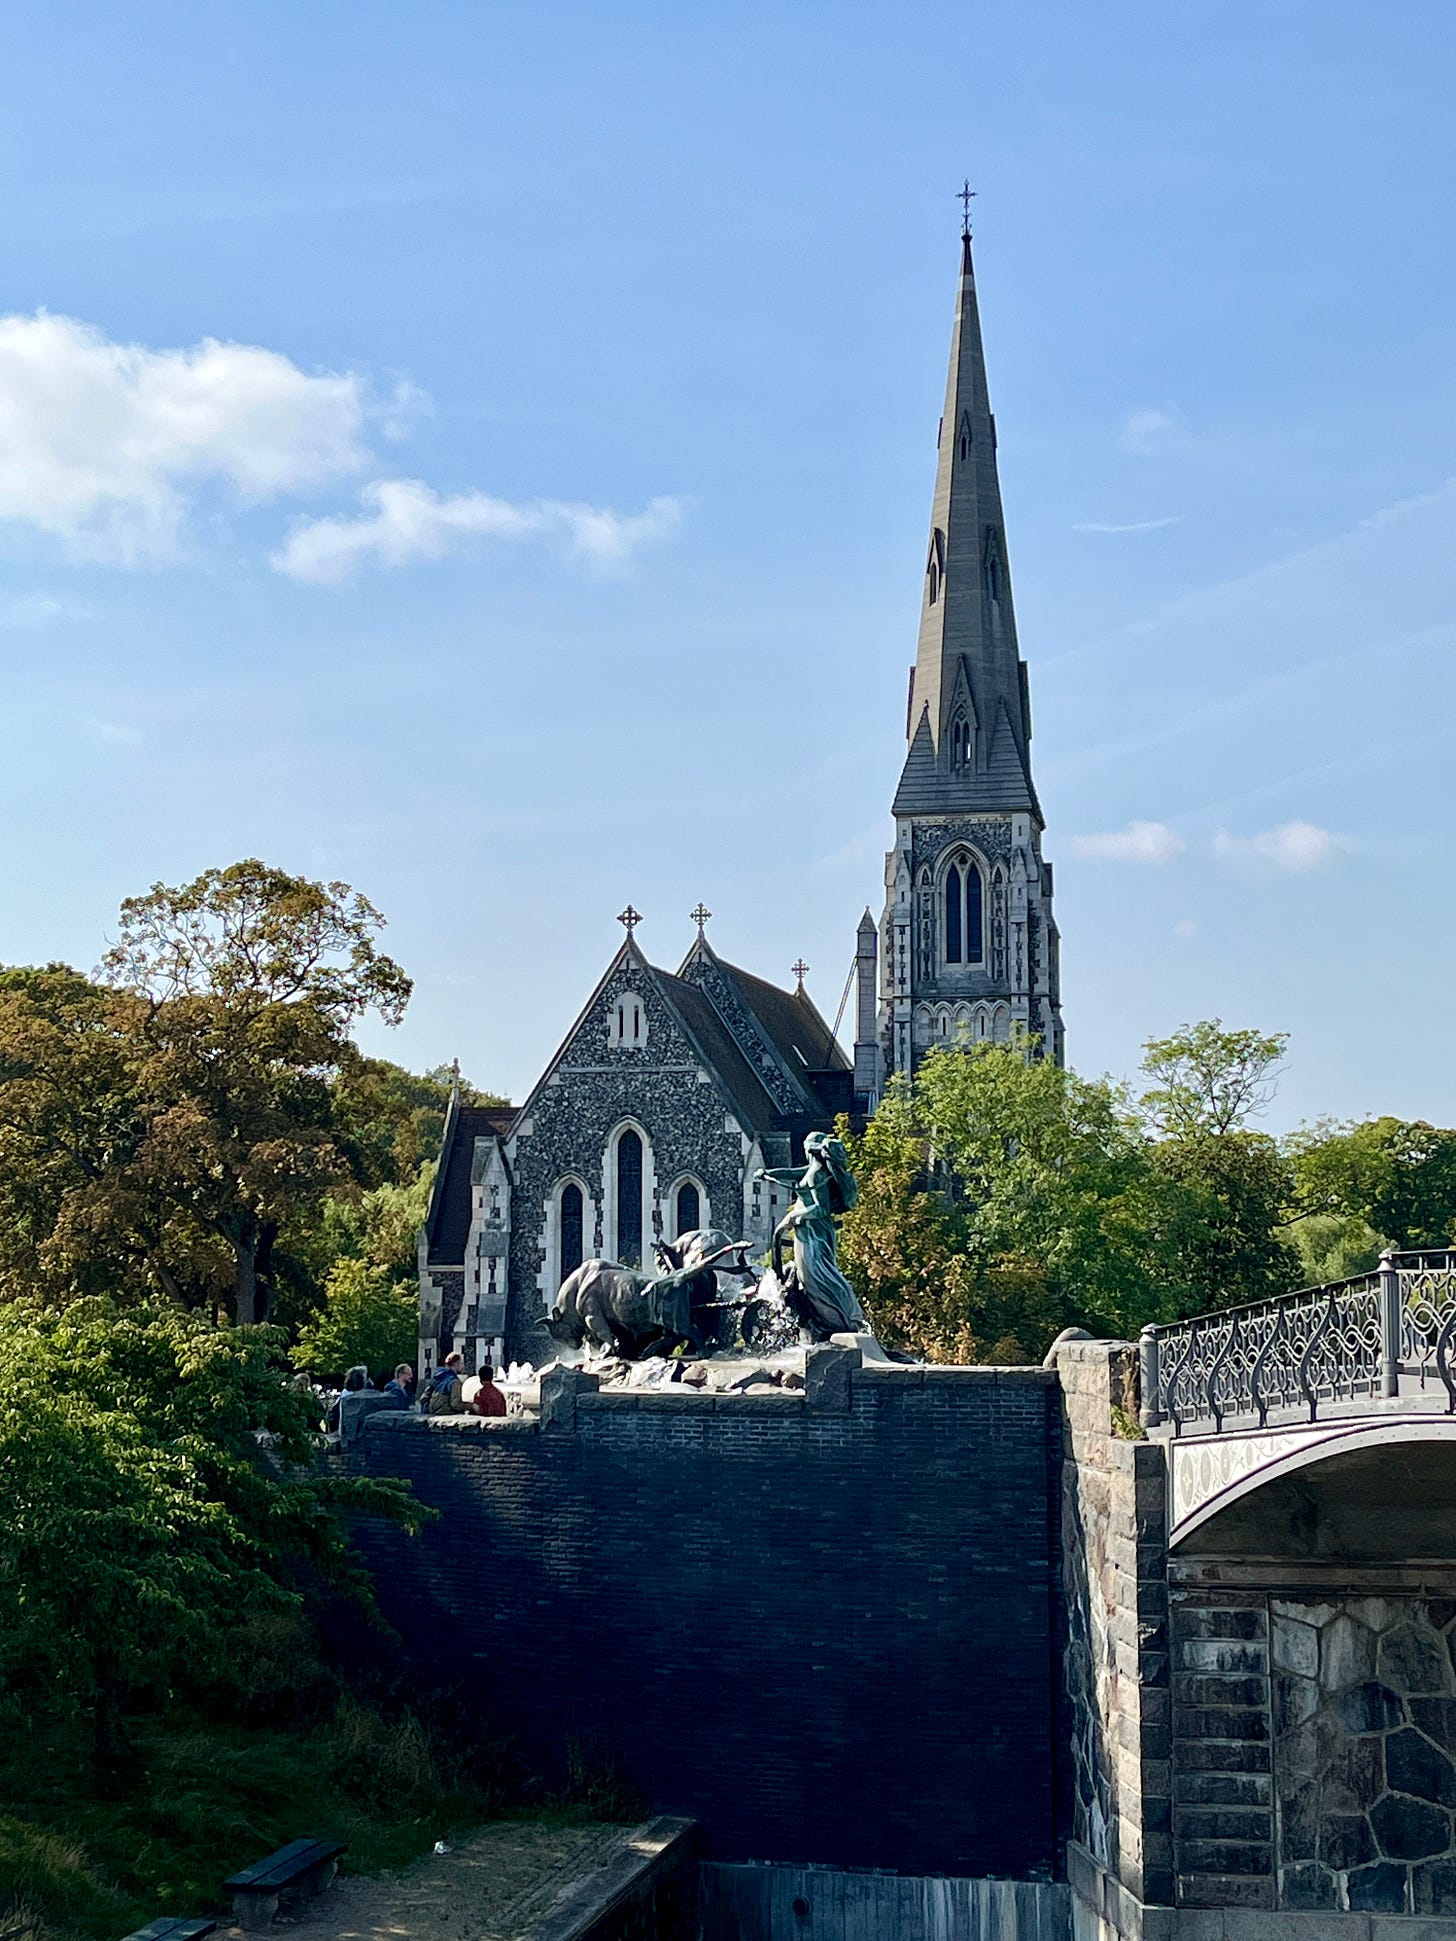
[893, 206, 1037, 820]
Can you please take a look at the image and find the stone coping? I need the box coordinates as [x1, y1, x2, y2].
[521, 1816, 695, 1940]
[1068, 1842, 1456, 1940]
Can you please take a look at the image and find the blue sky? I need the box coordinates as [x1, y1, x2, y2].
[1, 0, 1453, 1132]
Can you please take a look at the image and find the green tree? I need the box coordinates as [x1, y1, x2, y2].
[840, 1041, 1189, 1358]
[1137, 1020, 1300, 1313]
[330, 1057, 506, 1190]
[1288, 1116, 1456, 1249]
[1139, 1019, 1288, 1138]
[100, 861, 413, 1323]
[0, 1300, 420, 1769]
[293, 1257, 418, 1385]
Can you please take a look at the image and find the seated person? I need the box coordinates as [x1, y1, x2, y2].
[471, 1360, 508, 1418]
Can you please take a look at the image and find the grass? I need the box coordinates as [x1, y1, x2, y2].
[0, 1694, 513, 1941]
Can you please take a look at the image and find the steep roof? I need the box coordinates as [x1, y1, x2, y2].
[653, 971, 783, 1133]
[896, 226, 1042, 824]
[720, 959, 849, 1077]
[426, 1102, 512, 1267]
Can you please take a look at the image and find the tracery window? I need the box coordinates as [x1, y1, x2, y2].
[615, 1130, 643, 1268]
[949, 714, 971, 770]
[558, 1182, 584, 1285]
[942, 852, 984, 967]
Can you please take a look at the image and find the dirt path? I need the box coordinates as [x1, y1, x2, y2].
[225, 1821, 624, 1941]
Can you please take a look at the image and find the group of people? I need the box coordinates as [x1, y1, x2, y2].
[329, 1352, 507, 1443]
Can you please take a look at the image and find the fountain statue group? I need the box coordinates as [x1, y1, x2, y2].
[544, 1132, 867, 1360]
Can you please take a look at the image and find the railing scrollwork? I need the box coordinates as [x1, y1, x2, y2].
[1141, 1251, 1456, 1436]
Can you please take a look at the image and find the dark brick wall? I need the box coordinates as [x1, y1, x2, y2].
[354, 1351, 1062, 1878]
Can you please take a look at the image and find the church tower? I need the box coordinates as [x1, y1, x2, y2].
[870, 209, 1063, 1089]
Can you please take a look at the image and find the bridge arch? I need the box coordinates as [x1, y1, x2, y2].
[1170, 1416, 1456, 1554]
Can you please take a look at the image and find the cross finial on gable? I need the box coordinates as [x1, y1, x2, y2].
[690, 902, 712, 937]
[791, 959, 809, 991]
[617, 904, 643, 937]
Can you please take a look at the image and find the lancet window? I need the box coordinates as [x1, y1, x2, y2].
[942, 852, 985, 967]
[615, 1129, 643, 1268]
[558, 1182, 584, 1285]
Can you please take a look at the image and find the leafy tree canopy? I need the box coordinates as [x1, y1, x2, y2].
[1288, 1115, 1456, 1250]
[293, 1257, 419, 1385]
[1139, 1018, 1288, 1138]
[0, 1300, 421, 1767]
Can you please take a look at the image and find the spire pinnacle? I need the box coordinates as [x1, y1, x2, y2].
[958, 179, 975, 240]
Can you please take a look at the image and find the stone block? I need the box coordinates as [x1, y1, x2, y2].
[1173, 1807, 1271, 1845]
[540, 1365, 598, 1431]
[1175, 1771, 1270, 1808]
[1180, 1639, 1268, 1675]
[1177, 1840, 1272, 1878]
[804, 1342, 857, 1412]
[1176, 1873, 1273, 1908]
[1177, 1674, 1268, 1709]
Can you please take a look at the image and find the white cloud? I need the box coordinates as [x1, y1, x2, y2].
[85, 717, 143, 744]
[0, 311, 370, 563]
[1173, 918, 1199, 942]
[0, 591, 87, 627]
[272, 478, 682, 584]
[1121, 406, 1183, 457]
[1073, 819, 1185, 864]
[1073, 515, 1184, 535]
[1213, 820, 1346, 871]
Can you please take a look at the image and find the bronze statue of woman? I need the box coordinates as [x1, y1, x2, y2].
[757, 1132, 867, 1339]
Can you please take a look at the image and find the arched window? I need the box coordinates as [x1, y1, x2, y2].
[942, 853, 984, 968]
[675, 1180, 700, 1237]
[559, 1183, 583, 1284]
[950, 715, 971, 770]
[609, 993, 646, 1048]
[615, 1130, 643, 1267]
[944, 864, 963, 963]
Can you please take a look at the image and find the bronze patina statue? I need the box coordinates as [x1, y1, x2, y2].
[757, 1132, 866, 1339]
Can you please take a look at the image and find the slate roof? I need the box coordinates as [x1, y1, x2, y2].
[653, 970, 784, 1135]
[891, 701, 1041, 820]
[719, 959, 850, 1077]
[425, 1102, 513, 1266]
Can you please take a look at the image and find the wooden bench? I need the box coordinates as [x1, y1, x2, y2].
[224, 1837, 346, 1929]
[121, 1920, 216, 1941]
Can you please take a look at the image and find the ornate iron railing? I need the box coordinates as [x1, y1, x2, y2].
[1140, 1251, 1456, 1436]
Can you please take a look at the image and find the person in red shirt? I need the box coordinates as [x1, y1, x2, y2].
[471, 1360, 508, 1418]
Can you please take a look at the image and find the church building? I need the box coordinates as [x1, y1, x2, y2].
[855, 209, 1063, 1095]
[419, 212, 1060, 1372]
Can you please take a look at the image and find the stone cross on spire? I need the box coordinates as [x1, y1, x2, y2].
[690, 902, 712, 937]
[791, 959, 809, 991]
[617, 904, 642, 937]
[958, 179, 976, 238]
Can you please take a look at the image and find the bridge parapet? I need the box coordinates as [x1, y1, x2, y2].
[1140, 1249, 1456, 1437]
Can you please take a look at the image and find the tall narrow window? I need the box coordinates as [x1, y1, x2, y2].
[945, 864, 963, 963]
[616, 1130, 643, 1268]
[966, 861, 984, 964]
[950, 715, 970, 770]
[675, 1181, 700, 1238]
[559, 1183, 583, 1285]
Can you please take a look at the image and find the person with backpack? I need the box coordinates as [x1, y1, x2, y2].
[425, 1351, 466, 1416]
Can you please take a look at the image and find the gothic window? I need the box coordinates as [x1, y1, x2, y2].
[926, 528, 944, 606]
[944, 864, 963, 963]
[674, 1180, 701, 1238]
[949, 714, 971, 770]
[991, 866, 1006, 979]
[942, 851, 985, 968]
[958, 410, 972, 463]
[559, 1182, 583, 1285]
[609, 991, 646, 1048]
[615, 1129, 643, 1268]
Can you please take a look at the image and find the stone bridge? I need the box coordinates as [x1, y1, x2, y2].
[1061, 1250, 1456, 1937]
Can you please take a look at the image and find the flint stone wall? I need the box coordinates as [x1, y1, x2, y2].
[352, 1347, 1063, 1878]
